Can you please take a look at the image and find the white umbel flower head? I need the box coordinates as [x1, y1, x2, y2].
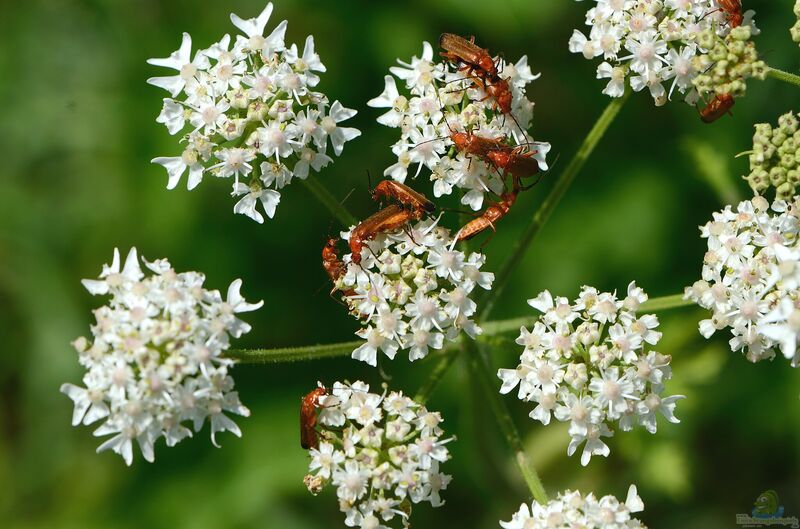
[334, 216, 494, 366]
[569, 1, 759, 106]
[793, 1, 800, 45]
[61, 248, 263, 465]
[148, 3, 360, 223]
[498, 283, 684, 466]
[304, 381, 453, 528]
[500, 485, 647, 529]
[685, 196, 800, 366]
[369, 41, 550, 211]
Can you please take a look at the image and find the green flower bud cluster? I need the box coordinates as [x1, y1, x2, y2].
[792, 1, 800, 45]
[693, 26, 766, 99]
[744, 111, 800, 199]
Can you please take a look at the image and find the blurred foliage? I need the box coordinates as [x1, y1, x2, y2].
[1, 1, 799, 528]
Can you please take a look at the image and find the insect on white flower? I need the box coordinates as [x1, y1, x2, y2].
[304, 381, 453, 528]
[369, 40, 550, 211]
[61, 248, 262, 465]
[333, 216, 494, 366]
[569, 0, 759, 106]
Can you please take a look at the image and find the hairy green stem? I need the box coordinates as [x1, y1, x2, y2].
[479, 91, 631, 321]
[228, 340, 362, 364]
[767, 66, 800, 88]
[639, 293, 694, 312]
[301, 178, 357, 227]
[468, 342, 548, 504]
[226, 293, 692, 364]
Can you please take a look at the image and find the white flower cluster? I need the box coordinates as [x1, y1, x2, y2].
[61, 248, 262, 465]
[569, 0, 757, 105]
[368, 42, 550, 211]
[148, 3, 360, 223]
[500, 485, 646, 529]
[497, 283, 684, 466]
[305, 381, 452, 528]
[792, 1, 800, 45]
[336, 217, 494, 366]
[685, 196, 800, 366]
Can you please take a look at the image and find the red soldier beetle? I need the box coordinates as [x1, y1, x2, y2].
[486, 145, 540, 182]
[439, 33, 500, 80]
[300, 385, 329, 450]
[716, 0, 744, 27]
[300, 383, 372, 449]
[455, 177, 525, 243]
[370, 180, 435, 217]
[698, 93, 735, 124]
[437, 33, 523, 136]
[449, 130, 508, 160]
[322, 237, 355, 299]
[456, 189, 519, 243]
[349, 205, 416, 265]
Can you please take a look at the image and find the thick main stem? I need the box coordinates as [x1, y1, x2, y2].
[479, 92, 630, 321]
[468, 342, 548, 504]
[226, 293, 693, 364]
[767, 67, 800, 88]
[301, 178, 357, 227]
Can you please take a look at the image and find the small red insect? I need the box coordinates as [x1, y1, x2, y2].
[449, 130, 508, 160]
[322, 237, 355, 298]
[699, 93, 735, 124]
[717, 0, 743, 28]
[456, 180, 522, 242]
[349, 205, 416, 265]
[322, 237, 346, 284]
[439, 33, 499, 80]
[485, 145, 540, 181]
[447, 128, 540, 183]
[438, 33, 517, 126]
[370, 180, 435, 217]
[471, 75, 513, 115]
[300, 386, 328, 450]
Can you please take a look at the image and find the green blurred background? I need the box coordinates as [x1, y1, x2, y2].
[1, 1, 799, 527]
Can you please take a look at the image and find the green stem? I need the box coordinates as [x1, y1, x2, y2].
[468, 342, 548, 504]
[301, 178, 357, 227]
[414, 345, 461, 404]
[767, 66, 800, 88]
[479, 91, 630, 321]
[639, 293, 694, 312]
[227, 340, 362, 364]
[226, 293, 692, 364]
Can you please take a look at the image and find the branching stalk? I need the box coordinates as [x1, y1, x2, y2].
[767, 66, 800, 88]
[226, 293, 693, 364]
[479, 91, 631, 321]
